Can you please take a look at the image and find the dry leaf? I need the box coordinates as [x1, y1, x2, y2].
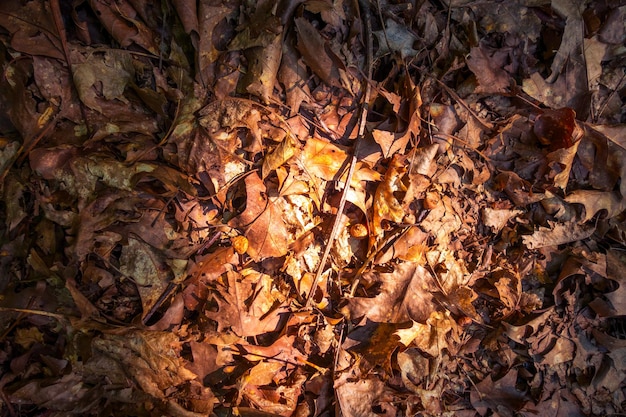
[229, 174, 290, 260]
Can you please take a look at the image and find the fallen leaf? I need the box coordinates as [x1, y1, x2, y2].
[343, 262, 435, 323]
[119, 237, 171, 322]
[207, 269, 288, 337]
[470, 368, 529, 416]
[261, 134, 298, 179]
[295, 17, 340, 87]
[565, 190, 626, 223]
[522, 221, 595, 249]
[229, 173, 290, 260]
[466, 43, 512, 94]
[373, 18, 419, 58]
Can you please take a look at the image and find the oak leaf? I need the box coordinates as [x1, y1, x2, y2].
[206, 269, 287, 337]
[229, 173, 290, 260]
[343, 262, 435, 323]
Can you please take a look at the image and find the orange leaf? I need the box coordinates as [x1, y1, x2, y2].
[229, 174, 290, 260]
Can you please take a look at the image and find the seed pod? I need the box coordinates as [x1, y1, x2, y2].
[232, 235, 249, 255]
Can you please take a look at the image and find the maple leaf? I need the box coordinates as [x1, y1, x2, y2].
[229, 173, 290, 260]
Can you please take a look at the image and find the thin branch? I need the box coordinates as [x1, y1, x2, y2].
[306, 0, 374, 307]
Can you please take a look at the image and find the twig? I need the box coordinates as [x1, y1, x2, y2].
[305, 0, 374, 307]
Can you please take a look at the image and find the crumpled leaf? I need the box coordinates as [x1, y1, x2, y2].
[119, 237, 171, 321]
[395, 311, 458, 357]
[278, 37, 311, 115]
[196, 4, 233, 85]
[605, 251, 626, 316]
[482, 207, 523, 233]
[72, 50, 134, 113]
[262, 134, 298, 179]
[240, 32, 283, 103]
[7, 373, 94, 412]
[0, 0, 64, 60]
[88, 0, 159, 55]
[546, 13, 584, 84]
[335, 375, 393, 417]
[373, 18, 419, 58]
[343, 319, 407, 374]
[91, 331, 196, 398]
[470, 369, 529, 416]
[372, 154, 407, 239]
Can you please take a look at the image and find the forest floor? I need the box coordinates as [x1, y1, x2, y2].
[0, 0, 625, 416]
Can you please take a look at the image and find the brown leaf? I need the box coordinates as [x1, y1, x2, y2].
[470, 369, 529, 416]
[196, 4, 233, 85]
[301, 137, 349, 181]
[294, 17, 340, 87]
[565, 190, 626, 223]
[91, 331, 196, 398]
[230, 174, 290, 260]
[605, 251, 626, 316]
[343, 262, 435, 323]
[343, 319, 407, 374]
[372, 154, 407, 239]
[466, 44, 512, 94]
[335, 375, 394, 417]
[205, 269, 287, 337]
[72, 50, 134, 113]
[278, 36, 311, 115]
[522, 221, 595, 249]
[88, 0, 159, 55]
[119, 237, 171, 321]
[262, 134, 298, 179]
[0, 1, 64, 60]
[241, 33, 283, 103]
[395, 311, 458, 357]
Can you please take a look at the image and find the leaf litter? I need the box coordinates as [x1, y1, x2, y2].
[0, 0, 625, 416]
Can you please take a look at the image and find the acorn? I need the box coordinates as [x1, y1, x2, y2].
[349, 223, 368, 239]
